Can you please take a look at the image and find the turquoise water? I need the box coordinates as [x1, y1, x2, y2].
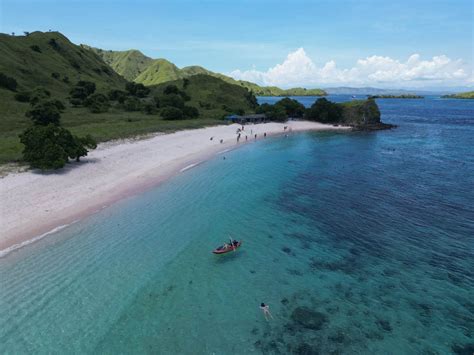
[1, 96, 473, 354]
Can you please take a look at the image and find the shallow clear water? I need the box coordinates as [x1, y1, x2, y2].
[1, 96, 473, 354]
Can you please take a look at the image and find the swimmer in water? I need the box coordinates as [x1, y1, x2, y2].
[260, 303, 273, 321]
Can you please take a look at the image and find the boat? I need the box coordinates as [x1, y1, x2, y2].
[212, 240, 242, 254]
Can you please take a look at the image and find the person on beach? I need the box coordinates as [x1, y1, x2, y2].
[254, 134, 257, 140]
[264, 132, 267, 137]
[260, 303, 273, 321]
[220, 139, 223, 144]
[245, 135, 248, 141]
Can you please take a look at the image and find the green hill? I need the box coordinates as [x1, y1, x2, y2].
[84, 46, 326, 96]
[442, 91, 474, 99]
[0, 32, 127, 96]
[0, 32, 258, 164]
[134, 59, 182, 85]
[80, 45, 153, 81]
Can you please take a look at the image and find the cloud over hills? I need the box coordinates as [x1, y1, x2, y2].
[229, 48, 472, 88]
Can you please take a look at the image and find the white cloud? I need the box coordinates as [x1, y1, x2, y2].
[229, 48, 472, 88]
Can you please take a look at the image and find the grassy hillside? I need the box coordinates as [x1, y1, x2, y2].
[80, 45, 153, 81]
[442, 91, 474, 99]
[135, 59, 182, 85]
[0, 32, 258, 164]
[84, 46, 326, 96]
[0, 32, 127, 96]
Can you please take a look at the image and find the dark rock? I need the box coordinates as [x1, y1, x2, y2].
[452, 343, 474, 355]
[328, 331, 345, 343]
[294, 343, 319, 355]
[251, 327, 259, 335]
[291, 307, 328, 330]
[376, 319, 392, 332]
[250, 270, 256, 274]
[282, 247, 292, 254]
[287, 269, 303, 276]
[281, 297, 289, 306]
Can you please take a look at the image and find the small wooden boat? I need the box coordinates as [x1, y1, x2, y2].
[212, 240, 242, 254]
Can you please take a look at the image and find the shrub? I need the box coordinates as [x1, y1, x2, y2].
[159, 93, 184, 109]
[48, 38, 60, 50]
[29, 87, 51, 105]
[108, 89, 127, 103]
[0, 73, 18, 91]
[25, 100, 62, 126]
[84, 93, 110, 113]
[142, 103, 157, 115]
[125, 82, 150, 97]
[182, 106, 199, 119]
[161, 107, 183, 120]
[51, 72, 60, 80]
[30, 45, 41, 53]
[164, 85, 179, 95]
[14, 91, 31, 102]
[123, 97, 142, 111]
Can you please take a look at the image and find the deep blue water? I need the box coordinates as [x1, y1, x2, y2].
[0, 95, 473, 354]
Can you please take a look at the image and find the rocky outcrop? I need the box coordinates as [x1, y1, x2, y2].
[290, 307, 329, 330]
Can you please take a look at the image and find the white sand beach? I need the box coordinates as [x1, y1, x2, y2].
[0, 121, 349, 255]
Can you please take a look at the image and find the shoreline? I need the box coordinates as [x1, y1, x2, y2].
[0, 121, 349, 257]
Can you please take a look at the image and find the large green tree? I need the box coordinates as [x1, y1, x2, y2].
[304, 98, 342, 123]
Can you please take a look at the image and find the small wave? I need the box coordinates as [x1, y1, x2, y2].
[217, 149, 231, 155]
[180, 162, 201, 172]
[0, 223, 73, 258]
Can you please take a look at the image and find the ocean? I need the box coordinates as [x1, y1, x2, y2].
[1, 95, 473, 354]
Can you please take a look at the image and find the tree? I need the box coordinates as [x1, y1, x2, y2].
[304, 98, 342, 123]
[0, 73, 18, 91]
[108, 89, 127, 103]
[25, 101, 61, 126]
[29, 87, 51, 105]
[164, 85, 179, 95]
[159, 93, 184, 109]
[84, 93, 110, 113]
[20, 124, 71, 169]
[123, 97, 142, 111]
[274, 97, 305, 118]
[182, 105, 199, 119]
[161, 107, 183, 120]
[125, 82, 150, 97]
[76, 81, 96, 96]
[142, 103, 157, 115]
[256, 102, 287, 122]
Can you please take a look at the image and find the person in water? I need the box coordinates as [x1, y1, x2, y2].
[260, 303, 273, 321]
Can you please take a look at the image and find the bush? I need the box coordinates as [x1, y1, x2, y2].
[161, 107, 183, 120]
[14, 91, 31, 102]
[123, 97, 142, 111]
[30, 45, 41, 53]
[182, 105, 199, 119]
[108, 89, 127, 103]
[69, 81, 96, 105]
[125, 82, 150, 98]
[84, 93, 110, 113]
[51, 72, 60, 80]
[29, 87, 51, 105]
[48, 38, 60, 50]
[142, 103, 157, 115]
[25, 100, 61, 126]
[159, 93, 184, 109]
[76, 81, 96, 96]
[0, 73, 18, 91]
[164, 85, 179, 95]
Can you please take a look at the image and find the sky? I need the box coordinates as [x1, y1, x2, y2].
[1, 0, 473, 90]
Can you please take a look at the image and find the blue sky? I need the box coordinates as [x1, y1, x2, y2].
[1, 0, 473, 89]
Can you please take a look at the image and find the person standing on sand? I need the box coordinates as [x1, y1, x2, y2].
[260, 303, 273, 321]
[264, 132, 267, 137]
[254, 134, 257, 140]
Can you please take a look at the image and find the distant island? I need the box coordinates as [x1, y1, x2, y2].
[368, 94, 424, 99]
[442, 91, 474, 99]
